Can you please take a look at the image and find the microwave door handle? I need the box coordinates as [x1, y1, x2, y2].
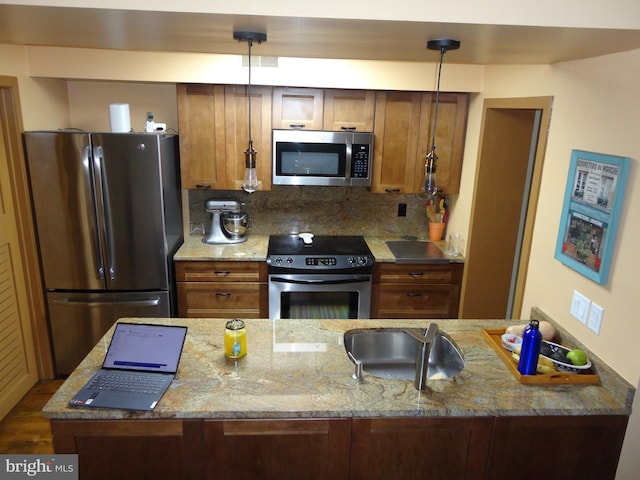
[270, 276, 370, 285]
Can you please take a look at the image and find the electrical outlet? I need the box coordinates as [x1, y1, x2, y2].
[570, 290, 591, 324]
[397, 203, 407, 217]
[587, 302, 604, 334]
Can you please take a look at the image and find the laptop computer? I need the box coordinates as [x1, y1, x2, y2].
[69, 322, 188, 411]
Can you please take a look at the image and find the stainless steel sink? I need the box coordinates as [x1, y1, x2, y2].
[343, 326, 465, 383]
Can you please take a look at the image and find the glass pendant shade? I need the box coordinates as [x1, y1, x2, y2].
[422, 149, 438, 199]
[242, 141, 259, 193]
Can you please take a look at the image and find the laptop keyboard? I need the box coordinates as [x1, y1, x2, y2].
[89, 371, 168, 394]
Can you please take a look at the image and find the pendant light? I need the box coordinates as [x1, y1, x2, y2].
[234, 31, 267, 193]
[422, 38, 461, 199]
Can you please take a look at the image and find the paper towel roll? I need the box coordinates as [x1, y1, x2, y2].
[109, 103, 131, 132]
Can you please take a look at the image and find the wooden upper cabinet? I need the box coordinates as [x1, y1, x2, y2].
[371, 91, 423, 193]
[372, 91, 468, 195]
[272, 87, 324, 129]
[323, 89, 376, 131]
[416, 92, 469, 195]
[177, 84, 226, 190]
[224, 85, 273, 191]
[177, 84, 468, 194]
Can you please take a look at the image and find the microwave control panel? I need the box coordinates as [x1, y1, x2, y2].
[350, 144, 371, 178]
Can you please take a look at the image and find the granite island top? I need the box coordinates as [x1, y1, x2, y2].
[43, 308, 633, 421]
[173, 234, 462, 263]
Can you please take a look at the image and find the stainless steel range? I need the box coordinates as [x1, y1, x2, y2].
[267, 234, 375, 319]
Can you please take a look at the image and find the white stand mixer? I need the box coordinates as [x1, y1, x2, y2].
[202, 199, 250, 244]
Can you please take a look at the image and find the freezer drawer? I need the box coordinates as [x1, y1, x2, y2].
[47, 291, 170, 375]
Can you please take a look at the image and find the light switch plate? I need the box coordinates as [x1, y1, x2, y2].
[588, 303, 604, 335]
[570, 290, 591, 325]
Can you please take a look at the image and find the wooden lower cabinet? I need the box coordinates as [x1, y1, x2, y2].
[350, 417, 493, 480]
[204, 419, 350, 480]
[372, 263, 463, 318]
[176, 261, 268, 318]
[50, 414, 628, 480]
[50, 419, 204, 480]
[487, 415, 629, 480]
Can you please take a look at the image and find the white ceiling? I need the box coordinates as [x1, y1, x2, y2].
[2, 5, 640, 64]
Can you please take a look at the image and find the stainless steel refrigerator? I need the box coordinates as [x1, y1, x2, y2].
[24, 131, 183, 375]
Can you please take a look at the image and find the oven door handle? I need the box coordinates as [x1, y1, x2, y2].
[270, 276, 371, 285]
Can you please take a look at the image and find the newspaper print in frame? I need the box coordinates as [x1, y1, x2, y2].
[555, 149, 631, 285]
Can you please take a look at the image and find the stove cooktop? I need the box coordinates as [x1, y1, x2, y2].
[266, 235, 375, 271]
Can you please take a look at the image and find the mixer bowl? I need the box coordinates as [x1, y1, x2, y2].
[221, 212, 249, 237]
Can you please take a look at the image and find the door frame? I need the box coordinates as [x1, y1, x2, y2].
[0, 76, 53, 379]
[460, 96, 553, 319]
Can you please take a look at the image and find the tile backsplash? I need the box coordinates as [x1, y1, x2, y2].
[189, 186, 432, 238]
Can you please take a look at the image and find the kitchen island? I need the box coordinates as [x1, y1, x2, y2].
[44, 308, 633, 480]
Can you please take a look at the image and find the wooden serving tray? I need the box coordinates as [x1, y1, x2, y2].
[482, 328, 600, 385]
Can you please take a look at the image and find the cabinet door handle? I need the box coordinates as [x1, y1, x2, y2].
[385, 188, 401, 193]
[340, 126, 356, 130]
[406, 292, 423, 297]
[195, 184, 212, 189]
[214, 270, 231, 276]
[408, 272, 424, 277]
[289, 124, 306, 129]
[215, 292, 232, 297]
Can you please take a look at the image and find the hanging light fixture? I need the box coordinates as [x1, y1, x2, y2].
[233, 31, 267, 193]
[422, 38, 461, 199]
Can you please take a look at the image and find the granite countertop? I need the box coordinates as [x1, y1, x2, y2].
[43, 308, 633, 421]
[174, 234, 462, 263]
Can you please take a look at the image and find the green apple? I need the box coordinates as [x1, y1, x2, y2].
[566, 349, 588, 366]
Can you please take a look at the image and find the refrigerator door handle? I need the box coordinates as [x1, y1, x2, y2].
[84, 145, 106, 280]
[52, 297, 162, 307]
[93, 146, 116, 281]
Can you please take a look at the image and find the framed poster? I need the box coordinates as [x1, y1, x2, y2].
[555, 149, 630, 284]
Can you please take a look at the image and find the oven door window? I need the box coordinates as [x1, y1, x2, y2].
[280, 291, 359, 319]
[276, 143, 346, 177]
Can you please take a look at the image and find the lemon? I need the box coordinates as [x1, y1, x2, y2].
[566, 349, 588, 366]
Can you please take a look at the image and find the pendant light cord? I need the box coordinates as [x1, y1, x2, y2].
[247, 39, 253, 150]
[430, 46, 446, 155]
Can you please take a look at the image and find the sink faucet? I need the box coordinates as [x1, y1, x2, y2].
[404, 323, 439, 390]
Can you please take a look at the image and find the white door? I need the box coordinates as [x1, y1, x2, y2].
[0, 82, 38, 420]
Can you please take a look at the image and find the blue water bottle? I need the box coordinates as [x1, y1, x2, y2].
[518, 319, 542, 375]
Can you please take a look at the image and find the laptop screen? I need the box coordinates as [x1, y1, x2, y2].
[102, 323, 188, 373]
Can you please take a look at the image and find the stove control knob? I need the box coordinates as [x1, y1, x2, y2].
[358, 256, 369, 265]
[274, 257, 283, 265]
[348, 257, 357, 266]
[286, 257, 294, 264]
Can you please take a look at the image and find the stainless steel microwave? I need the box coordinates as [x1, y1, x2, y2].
[272, 129, 374, 187]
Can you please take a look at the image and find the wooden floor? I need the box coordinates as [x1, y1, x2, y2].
[0, 379, 64, 454]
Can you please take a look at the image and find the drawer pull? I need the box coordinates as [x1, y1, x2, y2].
[215, 292, 232, 297]
[407, 292, 423, 297]
[214, 270, 231, 276]
[385, 188, 401, 193]
[408, 271, 424, 277]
